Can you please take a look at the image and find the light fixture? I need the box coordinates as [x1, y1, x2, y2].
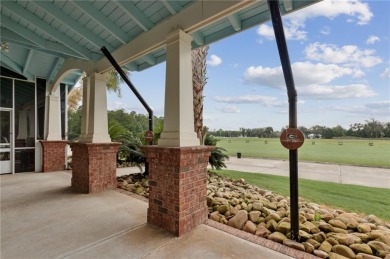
[0, 41, 10, 53]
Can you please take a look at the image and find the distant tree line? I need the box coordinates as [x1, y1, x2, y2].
[208, 119, 390, 139]
[208, 127, 276, 138]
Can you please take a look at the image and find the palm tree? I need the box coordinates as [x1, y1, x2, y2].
[67, 70, 127, 111]
[192, 45, 209, 144]
[192, 46, 229, 169]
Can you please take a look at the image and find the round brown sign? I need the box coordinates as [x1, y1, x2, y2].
[280, 128, 305, 150]
[144, 130, 154, 143]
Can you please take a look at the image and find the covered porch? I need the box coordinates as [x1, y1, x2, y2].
[0, 170, 302, 259]
[1, 0, 319, 239]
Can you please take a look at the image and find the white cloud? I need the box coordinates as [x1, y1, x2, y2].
[243, 62, 377, 99]
[257, 24, 274, 40]
[332, 101, 389, 115]
[107, 101, 143, 112]
[366, 35, 380, 44]
[257, 21, 307, 41]
[304, 43, 382, 68]
[244, 62, 357, 88]
[301, 84, 376, 99]
[380, 68, 390, 78]
[365, 101, 390, 109]
[214, 95, 281, 107]
[287, 0, 373, 25]
[220, 106, 241, 113]
[257, 0, 373, 41]
[207, 54, 222, 67]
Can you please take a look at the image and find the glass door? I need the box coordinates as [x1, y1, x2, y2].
[1, 109, 12, 174]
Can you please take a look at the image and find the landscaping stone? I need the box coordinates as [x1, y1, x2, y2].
[249, 211, 260, 223]
[329, 252, 350, 259]
[117, 171, 390, 259]
[277, 222, 291, 234]
[266, 219, 278, 232]
[228, 210, 248, 230]
[332, 244, 356, 258]
[368, 241, 390, 253]
[268, 232, 287, 243]
[329, 219, 348, 230]
[218, 204, 230, 214]
[320, 222, 335, 233]
[358, 224, 372, 233]
[314, 249, 330, 258]
[350, 244, 373, 255]
[303, 242, 315, 254]
[319, 240, 333, 253]
[355, 254, 382, 259]
[283, 239, 305, 252]
[256, 226, 271, 238]
[243, 220, 257, 234]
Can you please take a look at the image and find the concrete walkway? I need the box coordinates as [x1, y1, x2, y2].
[225, 157, 390, 189]
[0, 171, 292, 259]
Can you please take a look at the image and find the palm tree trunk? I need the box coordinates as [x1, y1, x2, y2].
[192, 45, 209, 144]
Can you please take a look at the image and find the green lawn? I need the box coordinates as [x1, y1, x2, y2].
[214, 170, 390, 221]
[218, 138, 390, 168]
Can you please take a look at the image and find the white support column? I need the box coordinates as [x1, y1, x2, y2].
[84, 73, 111, 143]
[78, 77, 90, 142]
[46, 87, 62, 140]
[64, 85, 69, 140]
[158, 30, 199, 147]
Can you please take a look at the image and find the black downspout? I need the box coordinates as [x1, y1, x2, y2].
[100, 46, 153, 175]
[267, 0, 299, 241]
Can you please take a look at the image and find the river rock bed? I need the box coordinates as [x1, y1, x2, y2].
[117, 172, 390, 259]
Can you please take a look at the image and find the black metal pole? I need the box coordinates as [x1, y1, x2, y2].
[267, 0, 299, 241]
[100, 46, 154, 133]
[101, 46, 153, 176]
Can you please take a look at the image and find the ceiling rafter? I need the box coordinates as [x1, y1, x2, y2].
[33, 1, 115, 52]
[161, 0, 182, 15]
[47, 57, 64, 84]
[0, 22, 82, 59]
[1, 27, 38, 47]
[144, 54, 156, 65]
[283, 0, 293, 11]
[125, 63, 138, 72]
[72, 1, 129, 45]
[23, 49, 34, 75]
[192, 31, 204, 45]
[2, 1, 92, 59]
[228, 14, 242, 31]
[0, 53, 34, 80]
[114, 1, 154, 32]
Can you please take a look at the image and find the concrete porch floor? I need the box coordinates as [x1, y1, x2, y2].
[0, 171, 293, 259]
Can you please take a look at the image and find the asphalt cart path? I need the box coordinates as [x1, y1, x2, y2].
[225, 157, 390, 189]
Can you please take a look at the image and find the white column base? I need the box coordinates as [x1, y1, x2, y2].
[158, 131, 200, 147]
[83, 133, 111, 144]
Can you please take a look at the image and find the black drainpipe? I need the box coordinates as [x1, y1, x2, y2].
[267, 0, 300, 241]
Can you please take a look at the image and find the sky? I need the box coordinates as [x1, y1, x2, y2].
[107, 0, 390, 132]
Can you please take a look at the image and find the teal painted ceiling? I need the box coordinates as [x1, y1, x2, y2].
[0, 0, 319, 88]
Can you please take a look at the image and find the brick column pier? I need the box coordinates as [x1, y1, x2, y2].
[40, 140, 68, 172]
[143, 146, 213, 236]
[70, 142, 120, 193]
